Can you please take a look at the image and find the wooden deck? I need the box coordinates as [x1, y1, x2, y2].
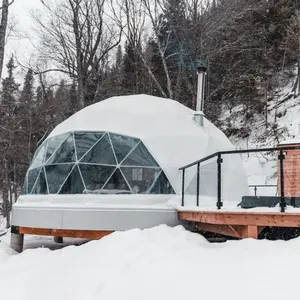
[178, 210, 300, 239]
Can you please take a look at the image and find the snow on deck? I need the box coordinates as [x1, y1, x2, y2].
[0, 225, 299, 300]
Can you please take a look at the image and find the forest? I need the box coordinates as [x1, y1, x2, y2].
[0, 0, 299, 226]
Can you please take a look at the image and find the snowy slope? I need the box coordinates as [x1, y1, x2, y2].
[220, 78, 300, 196]
[0, 225, 300, 300]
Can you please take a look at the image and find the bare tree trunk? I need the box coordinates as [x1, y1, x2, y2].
[0, 0, 13, 80]
[2, 158, 10, 228]
[13, 163, 18, 202]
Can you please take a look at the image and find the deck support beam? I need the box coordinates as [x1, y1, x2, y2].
[18, 227, 113, 240]
[195, 223, 265, 239]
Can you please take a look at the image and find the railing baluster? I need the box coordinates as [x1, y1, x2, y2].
[217, 154, 223, 209]
[278, 150, 286, 213]
[181, 169, 185, 207]
[196, 163, 200, 206]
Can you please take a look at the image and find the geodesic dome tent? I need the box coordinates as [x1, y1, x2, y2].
[21, 94, 249, 203]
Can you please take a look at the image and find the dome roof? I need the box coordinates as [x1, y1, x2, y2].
[43, 94, 248, 201]
[50, 94, 207, 139]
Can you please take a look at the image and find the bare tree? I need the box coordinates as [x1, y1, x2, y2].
[0, 0, 14, 80]
[32, 0, 123, 108]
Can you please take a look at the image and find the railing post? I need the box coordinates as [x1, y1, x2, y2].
[196, 163, 200, 206]
[217, 153, 223, 209]
[254, 186, 257, 196]
[278, 150, 286, 212]
[181, 169, 185, 206]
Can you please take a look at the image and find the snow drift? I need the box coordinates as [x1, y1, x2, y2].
[0, 225, 299, 300]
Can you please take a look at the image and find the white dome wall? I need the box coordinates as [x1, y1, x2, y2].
[47, 94, 249, 204]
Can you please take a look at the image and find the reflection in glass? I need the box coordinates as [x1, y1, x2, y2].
[79, 164, 115, 192]
[121, 167, 161, 193]
[81, 134, 116, 165]
[102, 169, 130, 194]
[45, 164, 73, 194]
[47, 134, 76, 164]
[31, 168, 48, 194]
[45, 133, 68, 162]
[74, 132, 103, 160]
[27, 168, 41, 193]
[149, 171, 175, 194]
[29, 143, 46, 170]
[109, 133, 139, 163]
[121, 142, 159, 167]
[59, 165, 85, 194]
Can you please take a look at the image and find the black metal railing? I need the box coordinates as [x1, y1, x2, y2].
[179, 145, 300, 212]
[249, 184, 277, 196]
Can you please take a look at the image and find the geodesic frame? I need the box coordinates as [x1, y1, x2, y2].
[23, 131, 175, 195]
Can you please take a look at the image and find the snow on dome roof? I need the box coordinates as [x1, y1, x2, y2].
[49, 94, 202, 139]
[43, 94, 249, 203]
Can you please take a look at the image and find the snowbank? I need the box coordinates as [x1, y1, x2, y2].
[0, 225, 299, 300]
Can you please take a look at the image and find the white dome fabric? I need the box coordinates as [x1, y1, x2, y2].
[47, 94, 249, 204]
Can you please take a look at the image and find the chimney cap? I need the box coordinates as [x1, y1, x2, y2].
[195, 59, 207, 73]
[197, 66, 207, 73]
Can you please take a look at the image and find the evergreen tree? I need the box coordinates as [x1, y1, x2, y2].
[121, 40, 146, 94]
[1, 56, 19, 109]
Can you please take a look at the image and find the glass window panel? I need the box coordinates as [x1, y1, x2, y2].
[121, 142, 159, 167]
[79, 164, 115, 193]
[102, 169, 131, 194]
[45, 133, 69, 162]
[27, 168, 41, 193]
[149, 171, 175, 194]
[80, 134, 116, 165]
[29, 143, 46, 170]
[74, 131, 103, 160]
[47, 134, 76, 164]
[45, 164, 74, 194]
[121, 167, 161, 193]
[109, 133, 139, 163]
[59, 165, 85, 194]
[31, 168, 48, 194]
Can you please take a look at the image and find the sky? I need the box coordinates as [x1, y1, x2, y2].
[4, 0, 43, 77]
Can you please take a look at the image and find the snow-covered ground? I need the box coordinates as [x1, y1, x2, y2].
[1, 225, 300, 300]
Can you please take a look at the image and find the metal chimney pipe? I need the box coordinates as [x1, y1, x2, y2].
[194, 65, 207, 126]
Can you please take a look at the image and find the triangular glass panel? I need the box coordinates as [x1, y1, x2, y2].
[121, 167, 161, 194]
[79, 164, 115, 193]
[74, 131, 103, 160]
[45, 133, 69, 162]
[47, 134, 76, 164]
[59, 165, 85, 194]
[102, 169, 131, 194]
[81, 134, 117, 165]
[27, 168, 41, 194]
[31, 168, 48, 194]
[121, 142, 159, 167]
[149, 171, 175, 194]
[45, 164, 74, 194]
[109, 133, 139, 164]
[29, 143, 46, 170]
